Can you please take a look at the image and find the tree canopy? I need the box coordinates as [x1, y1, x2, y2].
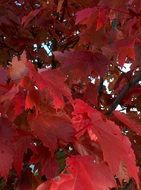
[0, 0, 141, 189]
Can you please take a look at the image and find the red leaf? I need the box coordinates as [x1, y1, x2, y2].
[36, 181, 51, 190]
[90, 111, 139, 186]
[83, 83, 99, 106]
[13, 131, 33, 175]
[0, 143, 13, 179]
[54, 50, 109, 78]
[25, 86, 40, 111]
[0, 84, 19, 103]
[74, 133, 103, 161]
[98, 0, 127, 8]
[29, 68, 72, 109]
[22, 8, 43, 28]
[75, 7, 96, 25]
[30, 113, 74, 153]
[30, 145, 58, 179]
[73, 99, 139, 187]
[0, 118, 32, 178]
[37, 156, 116, 190]
[114, 111, 141, 136]
[96, 8, 106, 31]
[75, 7, 106, 45]
[112, 38, 135, 66]
[0, 118, 15, 179]
[16, 169, 41, 190]
[13, 53, 72, 110]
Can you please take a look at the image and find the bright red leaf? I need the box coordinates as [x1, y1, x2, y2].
[29, 67, 72, 109]
[73, 99, 139, 187]
[37, 156, 116, 190]
[0, 0, 141, 189]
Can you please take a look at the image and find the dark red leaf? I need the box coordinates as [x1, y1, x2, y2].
[29, 113, 74, 153]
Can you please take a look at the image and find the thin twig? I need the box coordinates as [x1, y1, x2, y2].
[106, 72, 141, 115]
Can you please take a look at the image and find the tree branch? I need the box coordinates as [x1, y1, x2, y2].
[106, 72, 141, 115]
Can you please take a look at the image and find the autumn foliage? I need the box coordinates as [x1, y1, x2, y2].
[0, 0, 141, 189]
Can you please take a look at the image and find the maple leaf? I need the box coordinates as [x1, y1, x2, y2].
[83, 82, 99, 106]
[77, 6, 107, 33]
[0, 117, 15, 179]
[0, 85, 27, 121]
[74, 133, 103, 161]
[54, 50, 109, 78]
[73, 99, 139, 187]
[29, 68, 72, 109]
[38, 69, 72, 109]
[75, 7, 107, 46]
[0, 143, 13, 179]
[25, 85, 40, 111]
[75, 7, 96, 25]
[9, 51, 28, 81]
[69, 0, 97, 10]
[96, 7, 107, 31]
[22, 8, 43, 28]
[0, 117, 33, 178]
[15, 169, 41, 190]
[30, 145, 58, 179]
[36, 156, 116, 190]
[114, 111, 141, 136]
[36, 181, 51, 190]
[72, 106, 91, 138]
[9, 52, 72, 110]
[5, 89, 27, 122]
[11, 90, 26, 119]
[1, 0, 141, 189]
[0, 84, 19, 103]
[19, 76, 41, 112]
[29, 113, 74, 153]
[13, 131, 33, 175]
[89, 111, 139, 187]
[112, 38, 135, 66]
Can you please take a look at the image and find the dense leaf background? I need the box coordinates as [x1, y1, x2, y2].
[0, 0, 141, 189]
